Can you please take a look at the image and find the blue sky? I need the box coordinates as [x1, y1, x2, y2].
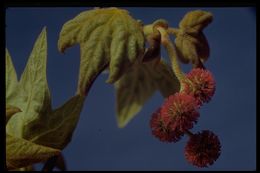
[6, 7, 256, 171]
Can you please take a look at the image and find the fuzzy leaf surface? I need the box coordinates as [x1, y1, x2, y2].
[6, 27, 51, 139]
[58, 7, 145, 95]
[179, 10, 213, 33]
[175, 10, 213, 64]
[6, 28, 85, 150]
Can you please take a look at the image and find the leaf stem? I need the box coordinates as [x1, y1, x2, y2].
[167, 27, 179, 36]
[77, 63, 109, 97]
[156, 27, 186, 83]
[192, 59, 206, 69]
[143, 24, 154, 37]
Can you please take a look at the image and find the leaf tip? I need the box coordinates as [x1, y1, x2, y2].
[57, 40, 65, 54]
[117, 120, 127, 128]
[106, 71, 121, 84]
[105, 78, 114, 84]
[6, 105, 22, 125]
[42, 26, 47, 32]
[6, 48, 10, 55]
[6, 105, 22, 113]
[40, 26, 47, 38]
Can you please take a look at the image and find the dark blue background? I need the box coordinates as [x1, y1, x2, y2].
[6, 7, 256, 171]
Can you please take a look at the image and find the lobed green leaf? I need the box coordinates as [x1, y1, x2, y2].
[175, 10, 213, 65]
[179, 10, 213, 33]
[6, 27, 85, 150]
[58, 7, 145, 96]
[6, 27, 51, 139]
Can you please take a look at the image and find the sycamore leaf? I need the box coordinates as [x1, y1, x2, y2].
[6, 104, 59, 171]
[179, 10, 213, 33]
[6, 105, 21, 125]
[115, 59, 179, 128]
[58, 7, 145, 95]
[6, 49, 19, 104]
[6, 134, 60, 170]
[6, 28, 85, 150]
[6, 27, 52, 139]
[175, 10, 213, 65]
[175, 31, 210, 64]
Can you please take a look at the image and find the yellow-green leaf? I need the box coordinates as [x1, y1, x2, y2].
[175, 10, 213, 65]
[6, 134, 60, 170]
[58, 7, 145, 96]
[179, 10, 213, 33]
[6, 105, 21, 125]
[6, 49, 19, 104]
[6, 28, 85, 150]
[115, 59, 179, 128]
[175, 31, 210, 64]
[6, 27, 51, 139]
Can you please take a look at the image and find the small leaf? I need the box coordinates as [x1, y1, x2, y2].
[6, 49, 19, 104]
[115, 59, 179, 128]
[179, 10, 213, 33]
[175, 10, 213, 65]
[175, 31, 210, 64]
[6, 134, 60, 170]
[6, 105, 21, 125]
[58, 7, 145, 95]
